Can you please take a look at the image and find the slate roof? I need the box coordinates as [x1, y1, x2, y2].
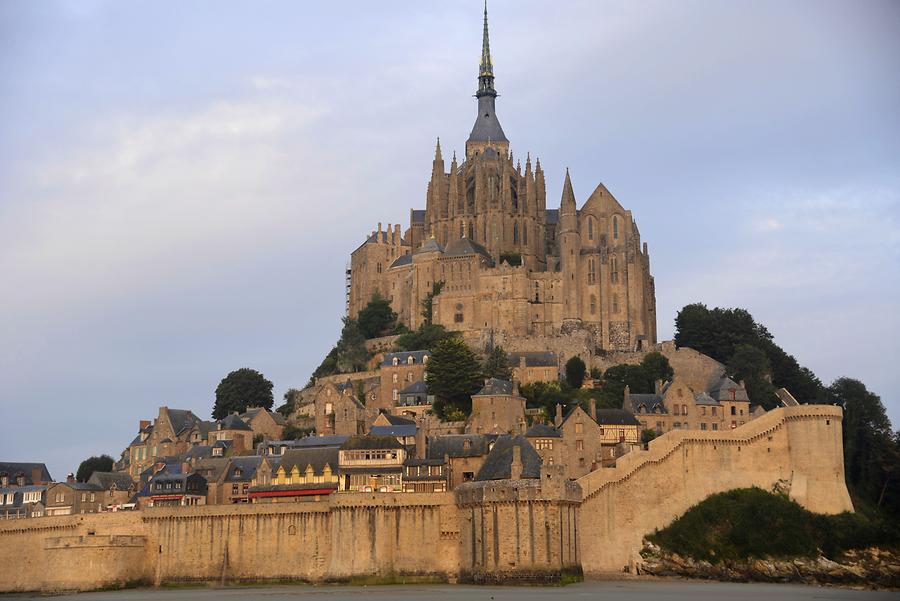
[277, 448, 339, 475]
[191, 457, 230, 482]
[426, 434, 497, 459]
[0, 462, 52, 484]
[508, 351, 558, 368]
[340, 435, 405, 451]
[474, 378, 515, 396]
[415, 237, 443, 254]
[241, 407, 286, 426]
[87, 472, 134, 490]
[166, 409, 200, 435]
[626, 393, 667, 414]
[468, 96, 508, 143]
[524, 423, 561, 438]
[369, 425, 417, 439]
[475, 435, 542, 481]
[224, 456, 263, 482]
[382, 350, 429, 366]
[399, 381, 428, 394]
[378, 414, 415, 426]
[693, 392, 720, 406]
[390, 254, 413, 268]
[292, 435, 350, 448]
[709, 377, 750, 402]
[184, 445, 213, 460]
[444, 237, 493, 262]
[218, 414, 252, 431]
[595, 409, 641, 426]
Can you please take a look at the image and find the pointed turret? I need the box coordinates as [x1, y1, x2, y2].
[559, 168, 581, 320]
[466, 1, 508, 158]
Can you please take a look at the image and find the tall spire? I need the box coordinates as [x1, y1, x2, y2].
[478, 0, 494, 97]
[467, 1, 508, 157]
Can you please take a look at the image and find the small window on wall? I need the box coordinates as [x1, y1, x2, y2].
[455, 313, 464, 323]
[590, 295, 596, 314]
[613, 216, 619, 240]
[587, 217, 594, 241]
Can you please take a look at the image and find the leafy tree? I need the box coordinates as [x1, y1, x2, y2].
[728, 344, 777, 409]
[483, 345, 512, 380]
[641, 351, 674, 386]
[393, 322, 456, 352]
[565, 356, 587, 389]
[826, 378, 899, 515]
[334, 318, 370, 373]
[596, 364, 647, 408]
[76, 455, 114, 483]
[519, 381, 572, 418]
[282, 424, 314, 440]
[590, 367, 603, 380]
[426, 337, 483, 419]
[499, 252, 522, 267]
[357, 292, 398, 339]
[276, 388, 303, 417]
[641, 429, 658, 444]
[213, 368, 274, 419]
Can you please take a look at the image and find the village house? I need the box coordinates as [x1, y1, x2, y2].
[85, 472, 136, 510]
[45, 478, 104, 516]
[524, 422, 563, 468]
[474, 435, 542, 481]
[221, 456, 264, 504]
[249, 447, 339, 503]
[369, 414, 418, 446]
[122, 407, 213, 479]
[338, 436, 406, 492]
[147, 472, 207, 507]
[379, 351, 429, 411]
[427, 434, 497, 489]
[314, 380, 367, 436]
[468, 378, 526, 435]
[208, 414, 253, 452]
[239, 407, 286, 441]
[508, 352, 559, 384]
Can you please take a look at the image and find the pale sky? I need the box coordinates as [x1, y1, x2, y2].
[1, 0, 898, 480]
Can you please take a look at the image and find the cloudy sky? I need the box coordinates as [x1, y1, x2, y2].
[1, 0, 898, 479]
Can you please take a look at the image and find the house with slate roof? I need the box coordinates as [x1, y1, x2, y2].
[338, 436, 406, 492]
[509, 351, 559, 384]
[475, 435, 542, 481]
[379, 350, 430, 412]
[468, 378, 526, 435]
[250, 447, 339, 503]
[239, 407, 286, 441]
[209, 413, 253, 452]
[45, 478, 104, 516]
[147, 472, 207, 507]
[0, 484, 47, 519]
[427, 434, 498, 489]
[86, 471, 136, 509]
[121, 406, 212, 479]
[314, 380, 367, 437]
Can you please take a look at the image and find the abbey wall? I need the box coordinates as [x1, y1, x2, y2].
[0, 405, 852, 593]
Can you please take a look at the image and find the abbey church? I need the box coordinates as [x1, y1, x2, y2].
[348, 7, 656, 352]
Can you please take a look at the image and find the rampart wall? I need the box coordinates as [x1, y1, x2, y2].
[0, 406, 852, 592]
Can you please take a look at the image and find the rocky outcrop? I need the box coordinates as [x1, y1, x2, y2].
[638, 541, 900, 589]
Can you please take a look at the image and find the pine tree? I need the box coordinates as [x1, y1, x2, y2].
[426, 337, 483, 419]
[483, 345, 512, 380]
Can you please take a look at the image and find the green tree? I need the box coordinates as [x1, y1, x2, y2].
[426, 337, 483, 420]
[483, 345, 512, 380]
[641, 351, 674, 386]
[519, 380, 572, 418]
[276, 388, 303, 417]
[76, 454, 114, 483]
[641, 429, 658, 444]
[282, 424, 314, 440]
[213, 368, 274, 419]
[393, 322, 456, 352]
[565, 356, 587, 389]
[357, 292, 398, 339]
[826, 378, 898, 514]
[728, 344, 777, 409]
[334, 317, 370, 373]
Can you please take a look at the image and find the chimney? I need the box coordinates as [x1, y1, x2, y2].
[510, 444, 523, 480]
[139, 420, 151, 430]
[589, 398, 597, 422]
[555, 403, 563, 428]
[739, 380, 746, 390]
[512, 380, 520, 396]
[415, 418, 426, 460]
[66, 473, 76, 484]
[31, 467, 43, 485]
[519, 356, 527, 370]
[654, 380, 663, 395]
[395, 224, 401, 244]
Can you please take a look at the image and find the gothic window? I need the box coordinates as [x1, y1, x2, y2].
[587, 258, 596, 284]
[590, 294, 597, 314]
[611, 256, 618, 283]
[523, 222, 528, 245]
[376, 262, 382, 274]
[460, 222, 465, 238]
[588, 217, 594, 241]
[442, 225, 448, 245]
[612, 294, 619, 314]
[513, 222, 519, 244]
[468, 222, 474, 239]
[682, 404, 688, 415]
[613, 216, 619, 240]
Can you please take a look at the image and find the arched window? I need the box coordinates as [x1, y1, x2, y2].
[588, 258, 596, 284]
[459, 222, 465, 238]
[613, 216, 619, 240]
[590, 294, 597, 314]
[392, 357, 399, 366]
[513, 222, 519, 244]
[588, 217, 594, 241]
[407, 356, 414, 365]
[612, 294, 619, 314]
[392, 373, 398, 383]
[611, 256, 618, 284]
[442, 225, 448, 245]
[468, 222, 474, 239]
[523, 222, 528, 245]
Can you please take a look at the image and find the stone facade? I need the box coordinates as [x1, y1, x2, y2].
[347, 8, 656, 353]
[0, 405, 853, 593]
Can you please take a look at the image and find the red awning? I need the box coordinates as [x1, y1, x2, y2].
[248, 488, 335, 498]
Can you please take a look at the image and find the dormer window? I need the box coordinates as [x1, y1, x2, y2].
[407, 356, 414, 365]
[392, 357, 399, 366]
[234, 468, 242, 478]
